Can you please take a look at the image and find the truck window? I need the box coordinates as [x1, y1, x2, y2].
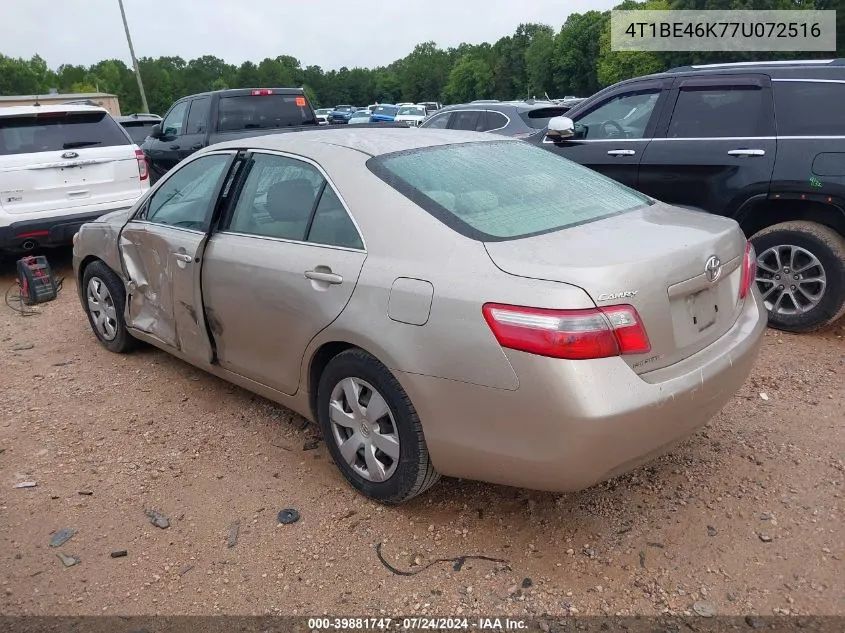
[217, 94, 316, 132]
[186, 97, 211, 135]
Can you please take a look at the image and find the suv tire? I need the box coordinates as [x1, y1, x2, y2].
[751, 221, 845, 332]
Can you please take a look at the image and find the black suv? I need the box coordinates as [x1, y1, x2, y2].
[115, 113, 162, 144]
[421, 100, 577, 138]
[537, 60, 845, 332]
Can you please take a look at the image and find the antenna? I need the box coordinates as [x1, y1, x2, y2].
[33, 94, 41, 107]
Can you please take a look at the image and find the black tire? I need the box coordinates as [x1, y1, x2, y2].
[81, 261, 138, 353]
[750, 221, 845, 333]
[316, 348, 440, 504]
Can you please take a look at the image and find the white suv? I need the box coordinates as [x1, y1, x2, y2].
[0, 104, 149, 252]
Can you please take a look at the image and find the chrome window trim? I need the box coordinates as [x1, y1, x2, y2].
[542, 137, 652, 144]
[213, 231, 366, 254]
[421, 108, 511, 133]
[216, 148, 367, 253]
[691, 60, 834, 69]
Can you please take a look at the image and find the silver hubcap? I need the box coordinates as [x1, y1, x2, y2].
[86, 277, 118, 341]
[755, 244, 826, 315]
[328, 377, 400, 483]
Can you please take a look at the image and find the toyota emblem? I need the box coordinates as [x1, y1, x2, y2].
[704, 255, 722, 283]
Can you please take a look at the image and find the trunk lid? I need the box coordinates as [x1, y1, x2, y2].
[0, 109, 143, 215]
[484, 203, 747, 373]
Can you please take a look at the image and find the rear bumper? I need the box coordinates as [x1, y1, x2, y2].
[0, 202, 138, 251]
[398, 291, 767, 492]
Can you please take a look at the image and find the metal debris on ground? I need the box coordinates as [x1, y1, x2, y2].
[277, 509, 300, 525]
[78, 490, 94, 496]
[375, 541, 509, 577]
[49, 528, 76, 548]
[228, 521, 240, 548]
[14, 481, 37, 489]
[56, 553, 79, 568]
[145, 509, 170, 529]
[110, 550, 128, 558]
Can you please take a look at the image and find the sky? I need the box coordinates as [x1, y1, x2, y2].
[1, 0, 616, 71]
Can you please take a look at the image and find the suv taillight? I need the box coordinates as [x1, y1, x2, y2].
[135, 149, 148, 181]
[739, 241, 757, 300]
[482, 303, 651, 360]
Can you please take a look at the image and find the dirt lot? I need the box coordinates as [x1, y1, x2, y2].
[0, 249, 842, 618]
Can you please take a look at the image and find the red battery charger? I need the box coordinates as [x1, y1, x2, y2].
[15, 255, 58, 305]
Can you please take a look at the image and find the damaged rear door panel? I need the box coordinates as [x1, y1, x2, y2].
[118, 151, 235, 362]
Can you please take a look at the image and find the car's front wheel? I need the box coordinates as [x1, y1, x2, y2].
[751, 221, 845, 332]
[82, 261, 137, 353]
[316, 349, 440, 504]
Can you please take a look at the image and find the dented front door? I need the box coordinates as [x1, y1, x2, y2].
[118, 152, 234, 362]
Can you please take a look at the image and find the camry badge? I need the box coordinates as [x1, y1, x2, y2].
[704, 255, 722, 283]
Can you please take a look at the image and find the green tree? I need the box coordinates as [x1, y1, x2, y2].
[444, 54, 494, 103]
[553, 11, 607, 97]
[524, 25, 556, 97]
[597, 0, 668, 87]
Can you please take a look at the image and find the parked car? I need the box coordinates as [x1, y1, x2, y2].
[418, 101, 442, 114]
[395, 105, 428, 127]
[0, 104, 149, 253]
[140, 88, 318, 183]
[348, 110, 373, 125]
[72, 127, 765, 504]
[115, 113, 162, 144]
[420, 101, 573, 138]
[328, 105, 357, 124]
[314, 108, 333, 125]
[370, 104, 400, 123]
[536, 59, 845, 332]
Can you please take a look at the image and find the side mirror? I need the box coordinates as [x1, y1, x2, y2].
[149, 124, 162, 139]
[545, 116, 574, 140]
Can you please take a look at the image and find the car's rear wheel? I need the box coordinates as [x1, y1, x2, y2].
[82, 261, 137, 353]
[750, 221, 845, 332]
[316, 348, 440, 504]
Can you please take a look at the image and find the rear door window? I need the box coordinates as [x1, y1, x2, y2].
[217, 94, 316, 132]
[449, 110, 485, 131]
[0, 111, 131, 155]
[667, 87, 763, 138]
[773, 80, 845, 136]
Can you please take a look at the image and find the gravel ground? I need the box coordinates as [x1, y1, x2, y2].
[0, 249, 842, 618]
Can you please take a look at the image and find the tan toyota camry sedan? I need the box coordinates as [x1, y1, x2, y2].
[72, 128, 767, 504]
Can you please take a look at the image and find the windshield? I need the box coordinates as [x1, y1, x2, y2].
[335, 105, 353, 112]
[0, 111, 131, 155]
[398, 106, 425, 116]
[316, 108, 332, 115]
[217, 94, 316, 131]
[351, 111, 370, 118]
[374, 105, 399, 116]
[368, 140, 651, 241]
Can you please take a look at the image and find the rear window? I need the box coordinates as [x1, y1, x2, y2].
[374, 105, 399, 116]
[773, 81, 845, 136]
[0, 111, 131, 156]
[518, 107, 571, 129]
[368, 140, 651, 241]
[216, 94, 316, 132]
[120, 121, 157, 143]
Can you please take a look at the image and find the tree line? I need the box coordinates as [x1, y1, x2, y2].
[1, 0, 841, 115]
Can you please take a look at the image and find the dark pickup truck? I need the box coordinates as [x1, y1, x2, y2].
[141, 88, 319, 182]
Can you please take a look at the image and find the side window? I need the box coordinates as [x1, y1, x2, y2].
[484, 111, 509, 131]
[161, 101, 189, 137]
[228, 153, 323, 241]
[422, 112, 451, 129]
[667, 87, 763, 138]
[185, 97, 211, 135]
[145, 154, 231, 229]
[575, 90, 661, 140]
[450, 110, 483, 131]
[773, 81, 845, 136]
[307, 186, 363, 249]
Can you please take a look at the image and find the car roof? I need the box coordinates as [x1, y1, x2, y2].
[207, 127, 508, 157]
[115, 113, 161, 122]
[0, 104, 108, 117]
[623, 58, 845, 84]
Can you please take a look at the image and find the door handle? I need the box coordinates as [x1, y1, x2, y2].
[728, 149, 765, 157]
[607, 149, 636, 156]
[305, 270, 343, 285]
[174, 253, 193, 263]
[169, 144, 180, 150]
[190, 143, 203, 150]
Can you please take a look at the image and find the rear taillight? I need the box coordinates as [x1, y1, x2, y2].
[482, 303, 651, 360]
[135, 149, 149, 181]
[739, 241, 757, 299]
